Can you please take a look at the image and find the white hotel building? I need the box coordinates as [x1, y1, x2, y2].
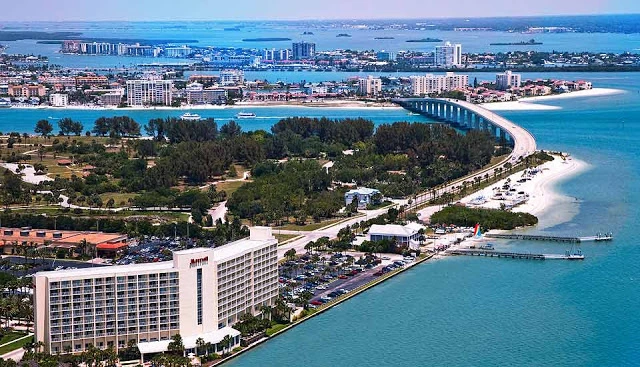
[33, 227, 278, 356]
[126, 80, 173, 106]
[410, 72, 469, 96]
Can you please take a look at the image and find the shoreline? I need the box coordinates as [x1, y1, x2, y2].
[481, 87, 624, 111]
[0, 100, 400, 111]
[213, 252, 434, 366]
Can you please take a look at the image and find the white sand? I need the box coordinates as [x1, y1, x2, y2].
[481, 88, 624, 111]
[5, 100, 400, 111]
[419, 154, 588, 228]
[481, 102, 561, 111]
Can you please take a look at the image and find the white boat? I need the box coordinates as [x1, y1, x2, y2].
[236, 112, 256, 119]
[0, 100, 11, 108]
[180, 112, 202, 121]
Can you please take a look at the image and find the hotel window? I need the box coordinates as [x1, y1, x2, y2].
[196, 268, 203, 325]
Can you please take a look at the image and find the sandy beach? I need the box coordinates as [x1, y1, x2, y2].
[418, 154, 588, 228]
[481, 87, 624, 111]
[3, 99, 400, 111]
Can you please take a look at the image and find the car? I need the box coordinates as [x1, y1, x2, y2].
[316, 285, 328, 290]
[338, 275, 348, 279]
[382, 256, 391, 260]
[338, 289, 349, 294]
[373, 271, 383, 276]
[310, 300, 323, 306]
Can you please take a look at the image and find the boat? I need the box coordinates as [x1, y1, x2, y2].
[0, 101, 11, 108]
[180, 112, 202, 121]
[236, 112, 256, 119]
[478, 243, 495, 250]
[564, 248, 584, 260]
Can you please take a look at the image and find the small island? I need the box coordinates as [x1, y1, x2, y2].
[242, 37, 292, 42]
[490, 38, 543, 46]
[406, 38, 443, 43]
[374, 37, 395, 40]
[336, 33, 352, 37]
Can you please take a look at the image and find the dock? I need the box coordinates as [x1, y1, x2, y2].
[484, 233, 612, 243]
[446, 249, 584, 260]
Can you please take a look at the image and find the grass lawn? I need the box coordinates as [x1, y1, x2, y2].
[0, 331, 28, 346]
[274, 233, 299, 243]
[276, 217, 347, 231]
[215, 180, 246, 197]
[265, 323, 289, 336]
[0, 335, 33, 355]
[99, 193, 139, 207]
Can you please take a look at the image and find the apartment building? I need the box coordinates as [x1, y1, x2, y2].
[219, 69, 245, 86]
[126, 80, 173, 106]
[292, 41, 316, 60]
[33, 227, 278, 356]
[496, 70, 522, 90]
[435, 41, 462, 67]
[410, 72, 469, 95]
[357, 76, 382, 96]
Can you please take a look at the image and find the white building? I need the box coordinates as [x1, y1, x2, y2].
[357, 76, 382, 96]
[185, 82, 227, 104]
[496, 70, 522, 90]
[435, 41, 462, 67]
[219, 69, 245, 86]
[49, 93, 69, 107]
[344, 187, 381, 209]
[126, 80, 173, 106]
[33, 227, 279, 356]
[368, 223, 424, 250]
[410, 72, 469, 95]
[164, 46, 192, 58]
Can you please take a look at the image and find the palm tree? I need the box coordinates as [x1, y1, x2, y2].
[259, 305, 272, 321]
[220, 335, 233, 356]
[195, 337, 206, 356]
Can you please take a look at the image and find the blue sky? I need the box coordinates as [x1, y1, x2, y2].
[1, 0, 638, 21]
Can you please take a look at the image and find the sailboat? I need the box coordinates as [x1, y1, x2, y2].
[468, 223, 487, 248]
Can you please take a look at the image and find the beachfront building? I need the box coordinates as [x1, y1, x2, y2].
[7, 84, 46, 97]
[410, 72, 469, 95]
[496, 70, 522, 90]
[368, 223, 424, 250]
[49, 93, 69, 107]
[435, 41, 462, 67]
[357, 76, 382, 96]
[32, 227, 278, 356]
[219, 69, 245, 86]
[344, 187, 381, 209]
[126, 80, 173, 106]
[185, 82, 228, 104]
[292, 41, 316, 60]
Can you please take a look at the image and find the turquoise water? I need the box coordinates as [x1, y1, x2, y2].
[0, 107, 429, 134]
[2, 69, 639, 365]
[222, 75, 640, 366]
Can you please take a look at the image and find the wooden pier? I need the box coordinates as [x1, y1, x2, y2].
[446, 249, 584, 260]
[484, 233, 612, 243]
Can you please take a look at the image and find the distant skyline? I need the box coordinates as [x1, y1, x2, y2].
[0, 0, 639, 22]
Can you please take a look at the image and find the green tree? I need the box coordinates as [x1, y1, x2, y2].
[34, 119, 53, 138]
[167, 333, 185, 356]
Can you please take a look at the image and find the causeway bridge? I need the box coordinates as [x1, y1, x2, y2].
[393, 98, 537, 162]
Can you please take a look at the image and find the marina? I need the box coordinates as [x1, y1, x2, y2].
[484, 233, 613, 243]
[446, 248, 585, 260]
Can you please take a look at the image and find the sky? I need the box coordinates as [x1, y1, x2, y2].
[0, 0, 639, 21]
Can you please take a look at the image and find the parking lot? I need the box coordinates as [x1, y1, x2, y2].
[279, 252, 414, 309]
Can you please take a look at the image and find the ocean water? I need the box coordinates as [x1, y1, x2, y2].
[221, 75, 640, 366]
[3, 20, 640, 68]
